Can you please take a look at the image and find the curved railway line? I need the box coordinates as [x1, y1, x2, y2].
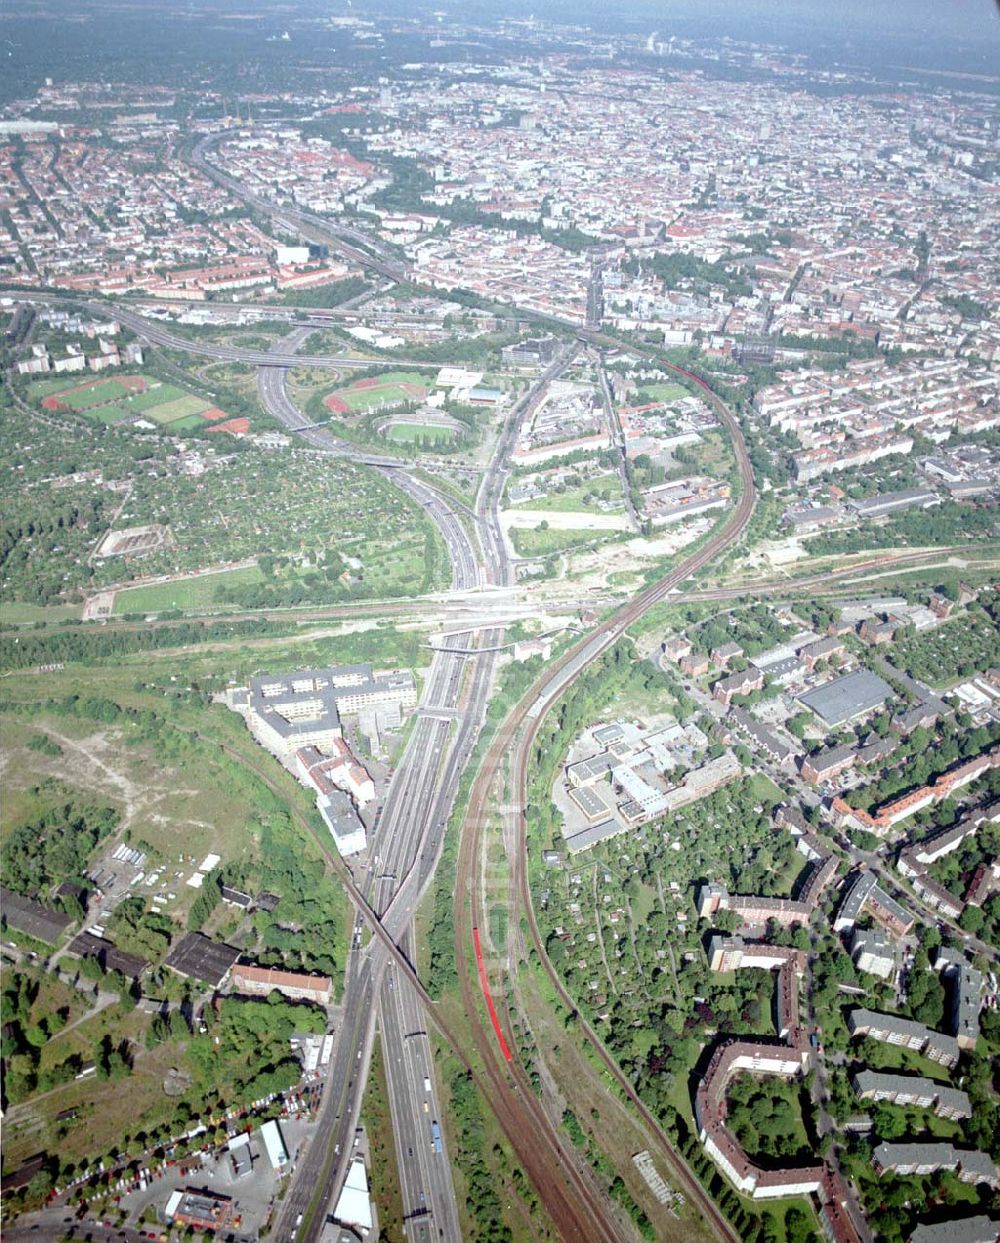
[11, 270, 971, 1238]
[7, 144, 919, 1239]
[454, 360, 755, 1243]
[250, 342, 631, 1238]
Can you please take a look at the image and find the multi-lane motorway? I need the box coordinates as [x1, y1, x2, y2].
[267, 330, 627, 1241]
[10, 132, 762, 1239]
[253, 320, 604, 1240]
[1, 289, 436, 376]
[253, 344, 479, 1239]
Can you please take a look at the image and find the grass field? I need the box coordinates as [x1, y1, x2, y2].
[144, 394, 211, 424]
[386, 422, 455, 445]
[126, 386, 184, 412]
[30, 373, 222, 428]
[636, 382, 689, 403]
[112, 565, 266, 614]
[509, 479, 623, 514]
[0, 601, 84, 626]
[510, 525, 615, 558]
[323, 371, 427, 416]
[63, 379, 128, 409]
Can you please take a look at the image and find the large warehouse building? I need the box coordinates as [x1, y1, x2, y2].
[797, 669, 892, 729]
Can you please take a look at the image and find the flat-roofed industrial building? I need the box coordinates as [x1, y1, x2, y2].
[797, 669, 892, 729]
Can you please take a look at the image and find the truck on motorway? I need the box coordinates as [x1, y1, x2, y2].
[423, 1076, 431, 1093]
[431, 1120, 442, 1154]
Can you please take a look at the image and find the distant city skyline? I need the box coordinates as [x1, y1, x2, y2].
[441, 0, 1000, 71]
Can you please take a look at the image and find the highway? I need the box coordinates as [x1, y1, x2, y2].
[250, 329, 475, 1239]
[260, 324, 473, 1236]
[254, 322, 611, 1239]
[475, 340, 581, 585]
[1, 289, 438, 376]
[5, 143, 831, 1240]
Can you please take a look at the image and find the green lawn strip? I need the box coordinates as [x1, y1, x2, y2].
[111, 566, 267, 614]
[510, 526, 618, 558]
[386, 422, 455, 444]
[634, 382, 689, 403]
[144, 394, 211, 424]
[0, 601, 83, 626]
[58, 380, 129, 410]
[123, 384, 188, 412]
[29, 377, 85, 398]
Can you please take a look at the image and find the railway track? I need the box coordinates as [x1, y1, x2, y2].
[453, 360, 755, 1243]
[199, 721, 622, 1240]
[4, 544, 984, 648]
[6, 126, 987, 1242]
[252, 336, 624, 1238]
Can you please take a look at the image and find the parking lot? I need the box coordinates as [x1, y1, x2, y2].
[114, 1115, 319, 1239]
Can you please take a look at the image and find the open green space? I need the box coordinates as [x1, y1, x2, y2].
[324, 370, 428, 414]
[112, 565, 267, 614]
[510, 525, 617, 558]
[28, 373, 216, 427]
[142, 393, 211, 424]
[30, 377, 126, 407]
[385, 421, 455, 445]
[509, 477, 623, 514]
[632, 381, 689, 404]
[726, 1074, 814, 1162]
[854, 1037, 956, 1086]
[0, 601, 84, 626]
[113, 383, 187, 413]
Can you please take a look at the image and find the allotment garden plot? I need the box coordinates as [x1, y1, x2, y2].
[100, 450, 447, 608]
[31, 373, 231, 432]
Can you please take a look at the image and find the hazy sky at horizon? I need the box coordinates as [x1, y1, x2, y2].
[460, 0, 1000, 73]
[510, 0, 999, 37]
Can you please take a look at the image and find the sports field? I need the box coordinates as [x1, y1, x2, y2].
[386, 422, 455, 445]
[30, 374, 231, 429]
[639, 382, 689, 403]
[323, 371, 427, 416]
